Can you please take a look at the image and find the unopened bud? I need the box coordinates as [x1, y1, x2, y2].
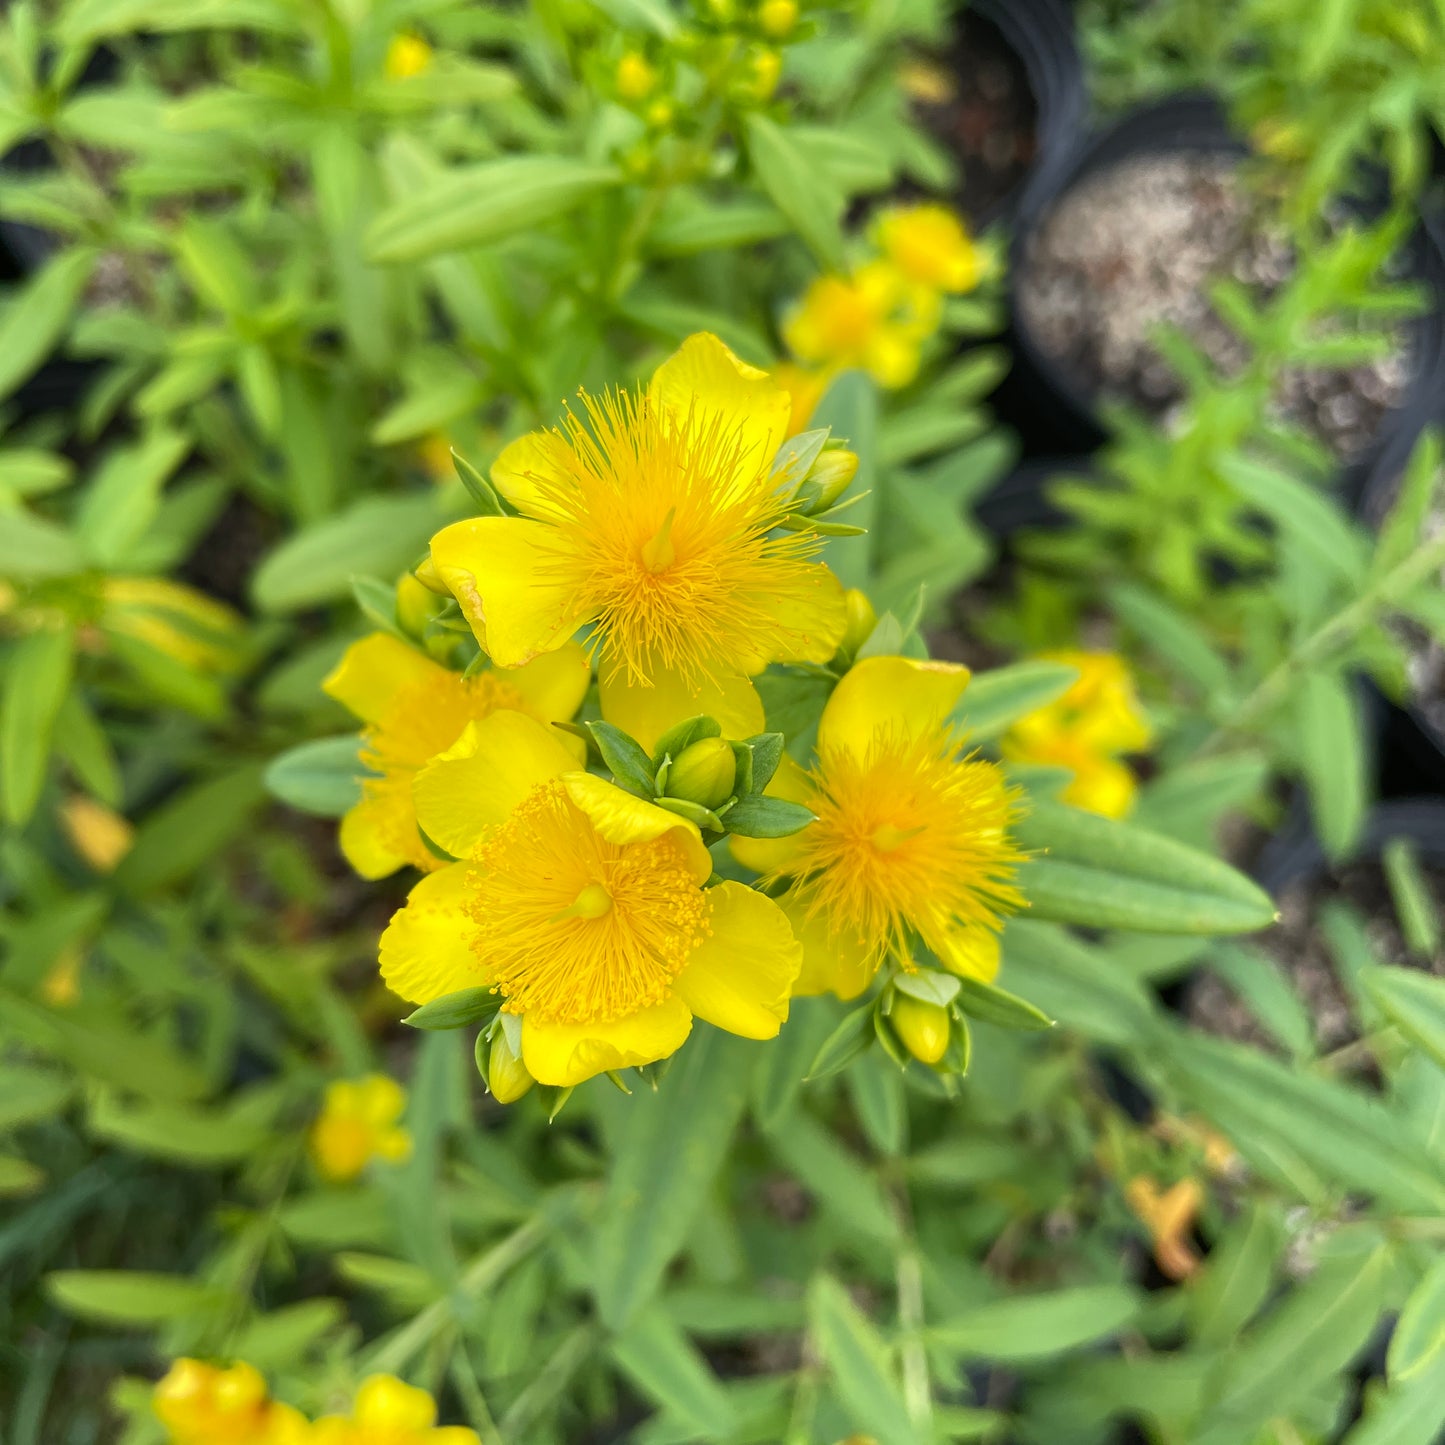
[890, 996, 950, 1065]
[839, 588, 877, 657]
[746, 47, 782, 101]
[395, 571, 445, 639]
[486, 1030, 534, 1105]
[666, 736, 737, 809]
[758, 0, 799, 38]
[616, 51, 657, 102]
[805, 446, 858, 510]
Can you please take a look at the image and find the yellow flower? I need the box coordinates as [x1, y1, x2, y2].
[59, 795, 133, 873]
[616, 51, 658, 102]
[732, 656, 1023, 998]
[1002, 651, 1152, 819]
[1125, 1176, 1203, 1281]
[154, 1359, 310, 1445]
[378, 709, 802, 1086]
[757, 0, 799, 38]
[323, 632, 590, 879]
[310, 1075, 412, 1183]
[428, 333, 847, 752]
[875, 204, 985, 294]
[783, 261, 941, 389]
[101, 576, 247, 674]
[384, 33, 433, 81]
[312, 1375, 478, 1445]
[41, 944, 84, 1006]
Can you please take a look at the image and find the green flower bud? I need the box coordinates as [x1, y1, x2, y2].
[839, 588, 877, 658]
[396, 571, 446, 639]
[807, 447, 858, 510]
[890, 996, 950, 1065]
[486, 1030, 534, 1105]
[666, 736, 736, 809]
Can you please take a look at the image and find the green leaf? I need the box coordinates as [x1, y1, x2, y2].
[928, 1285, 1140, 1362]
[612, 1307, 738, 1438]
[1296, 668, 1366, 858]
[1383, 837, 1442, 958]
[1, 626, 75, 827]
[1133, 752, 1270, 847]
[1108, 581, 1231, 697]
[229, 1300, 346, 1372]
[951, 974, 1053, 1031]
[723, 794, 816, 838]
[0, 247, 96, 403]
[46, 1271, 223, 1326]
[1388, 1253, 1445, 1381]
[402, 988, 499, 1031]
[751, 997, 839, 1130]
[0, 1155, 44, 1197]
[1014, 801, 1277, 934]
[174, 215, 255, 315]
[586, 721, 657, 797]
[87, 1092, 273, 1167]
[592, 1028, 752, 1330]
[264, 736, 366, 818]
[954, 661, 1080, 741]
[76, 429, 190, 569]
[0, 1065, 74, 1132]
[744, 114, 846, 271]
[647, 195, 789, 255]
[771, 1110, 898, 1243]
[1359, 964, 1445, 1071]
[1187, 1204, 1283, 1349]
[367, 157, 620, 263]
[252, 496, 443, 612]
[740, 732, 784, 792]
[806, 1002, 876, 1080]
[0, 508, 86, 579]
[1344, 1351, 1445, 1445]
[808, 1274, 920, 1445]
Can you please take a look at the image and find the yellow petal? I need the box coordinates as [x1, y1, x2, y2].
[818, 655, 971, 757]
[647, 332, 790, 482]
[379, 864, 486, 1004]
[501, 639, 592, 722]
[727, 754, 816, 875]
[429, 516, 588, 667]
[1062, 754, 1138, 819]
[339, 796, 411, 880]
[323, 632, 444, 725]
[521, 996, 693, 1086]
[935, 924, 1002, 982]
[597, 658, 765, 753]
[744, 561, 848, 667]
[674, 882, 800, 1038]
[490, 430, 573, 519]
[561, 772, 714, 884]
[780, 890, 877, 1000]
[413, 710, 577, 856]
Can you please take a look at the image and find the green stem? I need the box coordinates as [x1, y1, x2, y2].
[448, 1334, 505, 1445]
[497, 1324, 595, 1442]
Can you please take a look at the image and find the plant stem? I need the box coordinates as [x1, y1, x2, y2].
[893, 1187, 934, 1437]
[497, 1324, 595, 1442]
[448, 1334, 505, 1445]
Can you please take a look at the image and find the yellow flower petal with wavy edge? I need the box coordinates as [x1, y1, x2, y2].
[647, 331, 791, 484]
[323, 631, 444, 725]
[674, 881, 800, 1037]
[779, 889, 876, 1000]
[597, 657, 765, 754]
[339, 792, 413, 880]
[413, 711, 578, 857]
[727, 753, 816, 875]
[561, 771, 713, 884]
[379, 863, 486, 1004]
[491, 430, 575, 518]
[817, 655, 971, 757]
[429, 515, 589, 666]
[521, 996, 693, 1086]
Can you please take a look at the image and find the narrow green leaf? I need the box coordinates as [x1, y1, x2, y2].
[1389, 1253, 1445, 1381]
[1, 627, 75, 827]
[402, 988, 498, 1031]
[954, 661, 1080, 741]
[808, 1275, 920, 1445]
[1296, 668, 1366, 858]
[723, 794, 816, 838]
[1344, 1350, 1445, 1445]
[1188, 1204, 1283, 1349]
[46, 1271, 223, 1326]
[0, 247, 96, 402]
[0, 509, 86, 579]
[1359, 965, 1445, 1072]
[611, 1307, 738, 1438]
[1383, 837, 1442, 958]
[744, 114, 846, 271]
[951, 974, 1053, 1031]
[586, 721, 657, 797]
[928, 1285, 1140, 1361]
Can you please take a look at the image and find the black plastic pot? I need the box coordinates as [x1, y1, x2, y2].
[994, 92, 1445, 470]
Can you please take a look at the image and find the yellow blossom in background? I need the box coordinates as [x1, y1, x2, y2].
[101, 576, 248, 675]
[616, 51, 658, 102]
[153, 1359, 310, 1445]
[428, 333, 847, 752]
[384, 33, 433, 81]
[1125, 1176, 1204, 1281]
[876, 204, 986, 294]
[378, 709, 802, 1086]
[323, 632, 589, 878]
[898, 58, 955, 104]
[783, 261, 941, 389]
[757, 0, 799, 38]
[312, 1375, 479, 1444]
[416, 433, 455, 483]
[1002, 650, 1152, 818]
[310, 1075, 412, 1183]
[41, 944, 84, 1006]
[732, 655, 1023, 999]
[772, 360, 829, 436]
[59, 795, 133, 873]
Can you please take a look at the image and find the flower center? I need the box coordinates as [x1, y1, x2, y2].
[467, 780, 710, 1024]
[781, 729, 1023, 965]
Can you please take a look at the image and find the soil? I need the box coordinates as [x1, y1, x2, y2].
[1017, 153, 1412, 460]
[1185, 857, 1445, 1057]
[910, 9, 1038, 224]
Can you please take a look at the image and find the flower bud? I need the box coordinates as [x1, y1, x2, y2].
[487, 1031, 534, 1105]
[758, 0, 799, 38]
[666, 736, 737, 810]
[616, 51, 657, 102]
[839, 588, 877, 657]
[746, 47, 782, 101]
[891, 996, 950, 1065]
[805, 446, 858, 511]
[395, 571, 445, 639]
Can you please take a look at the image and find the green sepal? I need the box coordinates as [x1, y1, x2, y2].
[654, 795, 724, 830]
[738, 732, 784, 791]
[350, 574, 402, 636]
[537, 1084, 576, 1122]
[806, 1003, 875, 1081]
[892, 969, 960, 1007]
[450, 448, 506, 516]
[404, 987, 499, 1031]
[951, 975, 1054, 1031]
[777, 511, 866, 536]
[723, 794, 815, 838]
[584, 721, 656, 798]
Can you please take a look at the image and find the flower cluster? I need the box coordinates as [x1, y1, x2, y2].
[154, 1363, 477, 1444]
[1002, 651, 1153, 818]
[327, 333, 1023, 1094]
[783, 204, 987, 405]
[308, 1075, 413, 1183]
